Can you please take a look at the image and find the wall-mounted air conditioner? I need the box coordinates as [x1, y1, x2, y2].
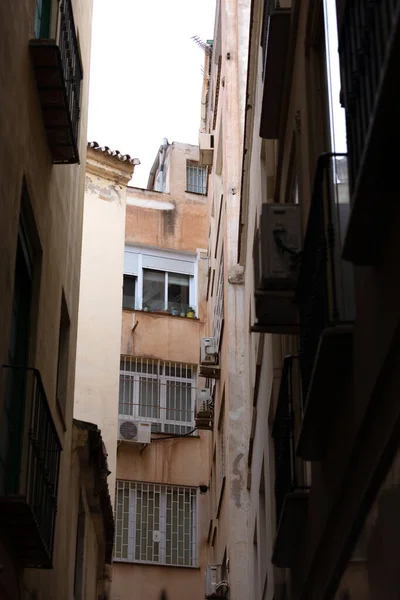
[253, 204, 301, 334]
[199, 133, 214, 166]
[200, 337, 218, 365]
[254, 203, 302, 291]
[205, 564, 222, 598]
[195, 389, 214, 430]
[118, 417, 151, 444]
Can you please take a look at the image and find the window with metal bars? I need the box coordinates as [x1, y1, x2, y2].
[114, 481, 198, 567]
[213, 251, 224, 348]
[186, 163, 207, 195]
[119, 357, 196, 434]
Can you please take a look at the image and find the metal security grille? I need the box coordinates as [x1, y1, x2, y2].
[119, 357, 196, 434]
[213, 252, 224, 348]
[115, 481, 198, 567]
[186, 163, 207, 195]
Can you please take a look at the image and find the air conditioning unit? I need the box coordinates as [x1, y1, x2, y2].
[195, 389, 213, 430]
[200, 337, 218, 365]
[205, 564, 222, 598]
[199, 133, 214, 166]
[254, 203, 302, 291]
[253, 204, 301, 334]
[118, 417, 151, 444]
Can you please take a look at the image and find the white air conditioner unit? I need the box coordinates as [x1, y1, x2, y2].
[205, 564, 222, 598]
[200, 337, 218, 366]
[118, 417, 151, 444]
[255, 203, 302, 291]
[253, 204, 301, 334]
[199, 133, 214, 166]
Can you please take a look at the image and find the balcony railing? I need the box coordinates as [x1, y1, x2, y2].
[0, 366, 62, 567]
[29, 0, 83, 163]
[296, 154, 355, 404]
[272, 356, 309, 568]
[119, 403, 196, 435]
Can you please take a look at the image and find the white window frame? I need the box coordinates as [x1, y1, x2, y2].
[119, 358, 196, 433]
[186, 162, 207, 195]
[123, 246, 198, 314]
[114, 481, 199, 567]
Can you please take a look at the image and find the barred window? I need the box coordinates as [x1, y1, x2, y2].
[115, 481, 198, 567]
[186, 163, 207, 195]
[119, 357, 196, 434]
[213, 251, 224, 348]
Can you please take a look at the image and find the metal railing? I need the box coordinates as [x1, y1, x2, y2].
[272, 356, 306, 525]
[296, 154, 355, 402]
[58, 0, 83, 149]
[0, 366, 62, 559]
[339, 0, 400, 192]
[119, 403, 196, 435]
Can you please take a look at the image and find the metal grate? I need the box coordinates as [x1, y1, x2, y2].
[212, 251, 224, 348]
[119, 357, 196, 434]
[114, 481, 198, 567]
[186, 163, 207, 195]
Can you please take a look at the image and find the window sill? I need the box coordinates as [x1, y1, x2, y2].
[185, 190, 207, 197]
[113, 558, 200, 569]
[122, 307, 199, 320]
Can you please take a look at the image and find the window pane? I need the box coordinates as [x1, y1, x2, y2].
[119, 374, 134, 416]
[123, 275, 136, 309]
[168, 273, 189, 310]
[143, 270, 165, 311]
[138, 377, 160, 420]
[166, 381, 192, 424]
[186, 164, 207, 194]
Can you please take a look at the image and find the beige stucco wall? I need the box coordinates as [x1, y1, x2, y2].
[0, 0, 95, 598]
[112, 141, 210, 600]
[74, 148, 136, 499]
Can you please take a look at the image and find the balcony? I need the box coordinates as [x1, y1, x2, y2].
[272, 356, 309, 568]
[296, 154, 355, 461]
[339, 0, 400, 264]
[0, 367, 62, 568]
[259, 0, 291, 139]
[29, 0, 83, 164]
[123, 296, 197, 319]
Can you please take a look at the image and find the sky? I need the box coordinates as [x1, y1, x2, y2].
[87, 0, 216, 188]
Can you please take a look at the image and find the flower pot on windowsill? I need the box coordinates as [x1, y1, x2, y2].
[170, 307, 179, 316]
[186, 307, 195, 318]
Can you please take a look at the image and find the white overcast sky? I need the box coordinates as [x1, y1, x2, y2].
[87, 0, 216, 188]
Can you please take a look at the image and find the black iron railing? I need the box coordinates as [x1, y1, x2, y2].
[58, 0, 83, 149]
[272, 356, 304, 524]
[339, 0, 400, 192]
[296, 154, 354, 403]
[0, 366, 62, 560]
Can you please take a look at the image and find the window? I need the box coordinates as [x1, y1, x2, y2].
[34, 0, 52, 38]
[115, 481, 198, 567]
[122, 275, 137, 310]
[123, 246, 197, 314]
[143, 270, 189, 312]
[56, 292, 70, 424]
[213, 251, 224, 348]
[186, 163, 207, 195]
[119, 357, 196, 434]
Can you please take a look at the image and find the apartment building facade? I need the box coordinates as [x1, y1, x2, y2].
[234, 0, 400, 599]
[0, 1, 114, 599]
[197, 2, 252, 600]
[110, 141, 211, 600]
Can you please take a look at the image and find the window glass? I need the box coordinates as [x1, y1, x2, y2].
[186, 164, 207, 194]
[168, 273, 189, 310]
[143, 270, 165, 311]
[123, 275, 136, 309]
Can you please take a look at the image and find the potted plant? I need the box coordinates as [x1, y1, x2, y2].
[143, 303, 149, 312]
[170, 306, 179, 316]
[186, 307, 195, 318]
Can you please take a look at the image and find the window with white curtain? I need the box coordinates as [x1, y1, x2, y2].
[119, 357, 196, 434]
[123, 246, 197, 314]
[114, 481, 198, 567]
